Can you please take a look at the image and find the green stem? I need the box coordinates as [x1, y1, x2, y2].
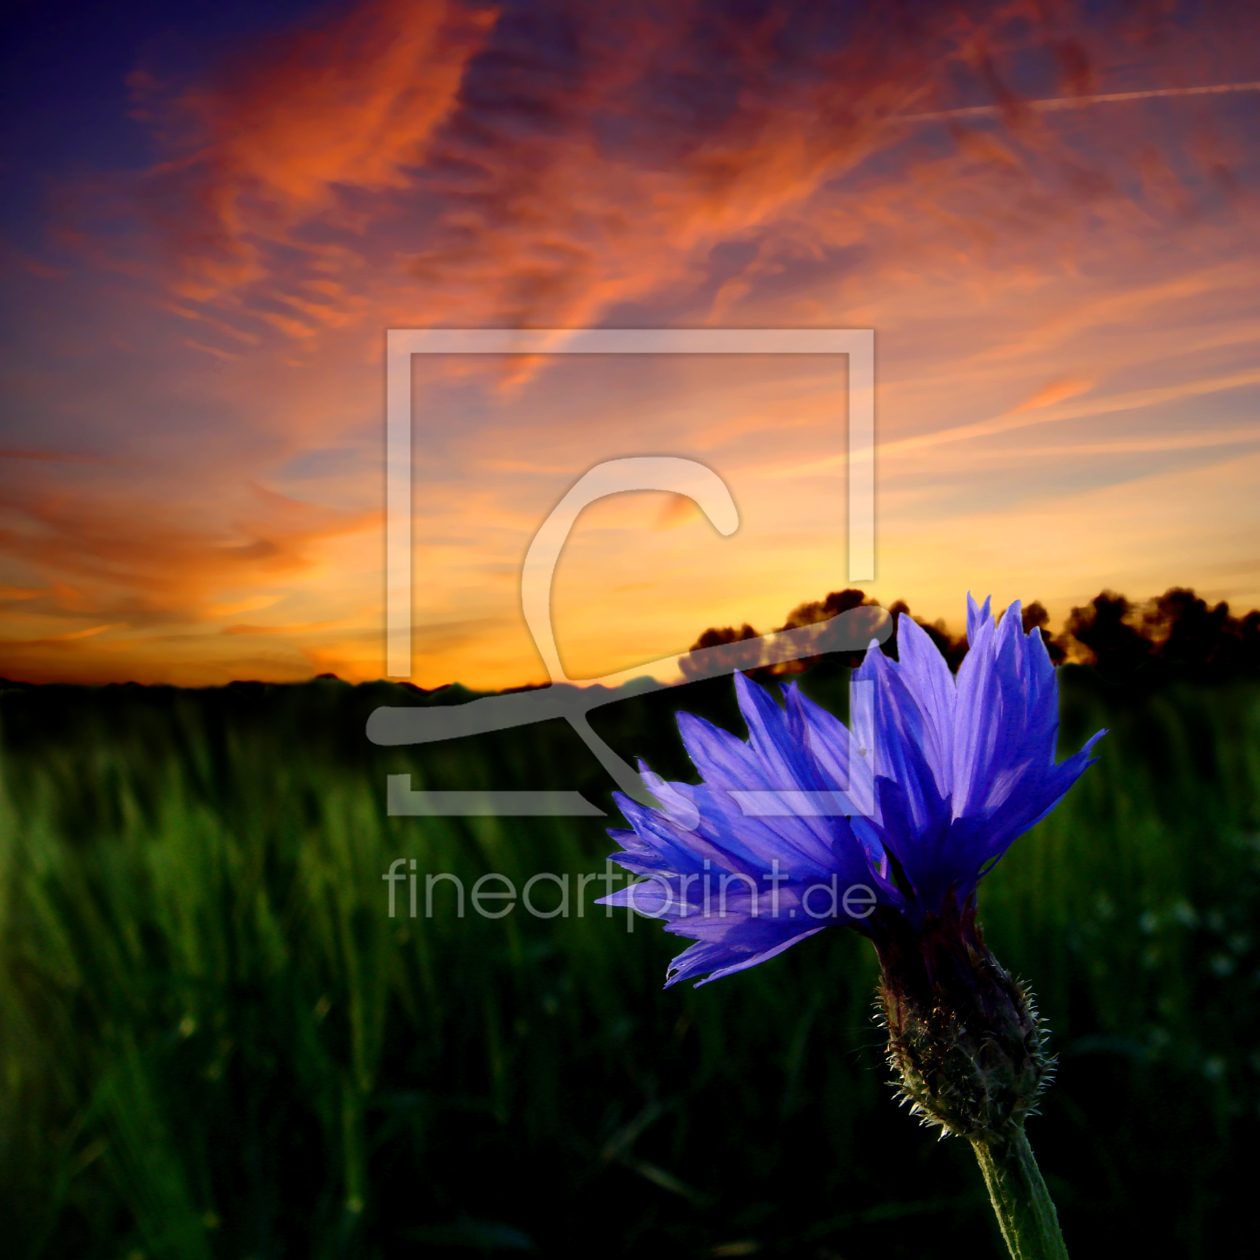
[968, 1126, 1070, 1260]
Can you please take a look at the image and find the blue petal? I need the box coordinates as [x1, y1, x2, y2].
[663, 927, 827, 987]
[892, 615, 957, 796]
[783, 683, 881, 825]
[967, 592, 992, 644]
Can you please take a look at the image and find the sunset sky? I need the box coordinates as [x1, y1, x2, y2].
[2, 0, 1259, 689]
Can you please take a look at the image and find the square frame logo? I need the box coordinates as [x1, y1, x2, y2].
[372, 327, 880, 817]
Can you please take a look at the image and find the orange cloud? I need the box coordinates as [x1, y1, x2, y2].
[655, 493, 704, 531]
[130, 0, 497, 300]
[0, 476, 378, 628]
[1009, 376, 1094, 413]
[126, 1, 1170, 334]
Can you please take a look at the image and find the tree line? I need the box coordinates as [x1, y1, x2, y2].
[683, 586, 1260, 683]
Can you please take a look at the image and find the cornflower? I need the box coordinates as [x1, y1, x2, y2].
[600, 596, 1104, 1260]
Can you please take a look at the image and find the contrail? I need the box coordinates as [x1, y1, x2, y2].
[899, 80, 1260, 123]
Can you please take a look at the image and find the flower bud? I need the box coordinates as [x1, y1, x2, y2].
[873, 899, 1051, 1138]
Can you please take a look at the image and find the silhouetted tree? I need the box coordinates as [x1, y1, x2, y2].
[682, 589, 968, 679]
[1143, 588, 1232, 668]
[689, 624, 760, 651]
[676, 623, 764, 680]
[1061, 592, 1152, 677]
[1062, 586, 1260, 680]
[683, 583, 1260, 687]
[779, 588, 870, 628]
[772, 588, 879, 673]
[1022, 601, 1066, 665]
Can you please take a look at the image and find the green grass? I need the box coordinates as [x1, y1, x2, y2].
[1, 666, 1258, 1258]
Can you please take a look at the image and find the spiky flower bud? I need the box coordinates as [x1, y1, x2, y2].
[874, 899, 1051, 1138]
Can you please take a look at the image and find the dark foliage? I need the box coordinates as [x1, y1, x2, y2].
[2, 666, 1260, 1259]
[1063, 587, 1260, 682]
[685, 585, 1260, 682]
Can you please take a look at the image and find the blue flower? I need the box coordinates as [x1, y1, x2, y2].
[599, 595, 1105, 986]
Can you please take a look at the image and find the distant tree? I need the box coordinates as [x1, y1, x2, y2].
[689, 624, 760, 651]
[681, 588, 968, 679]
[1061, 592, 1153, 676]
[1022, 601, 1066, 664]
[1062, 586, 1260, 680]
[683, 583, 1260, 687]
[1142, 588, 1233, 668]
[680, 591, 881, 681]
[779, 588, 870, 628]
[677, 623, 764, 680]
[771, 588, 878, 673]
